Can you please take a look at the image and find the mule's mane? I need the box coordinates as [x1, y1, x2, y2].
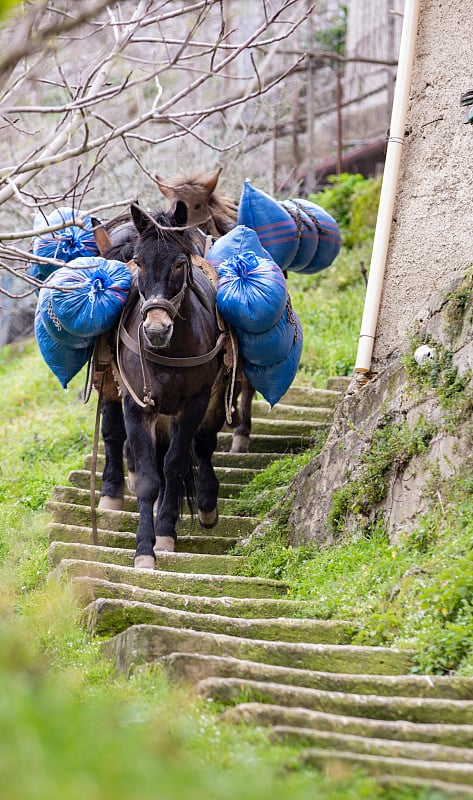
[140, 209, 195, 256]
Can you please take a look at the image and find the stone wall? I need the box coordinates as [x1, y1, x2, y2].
[372, 0, 473, 369]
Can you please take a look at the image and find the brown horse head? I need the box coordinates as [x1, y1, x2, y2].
[155, 168, 237, 237]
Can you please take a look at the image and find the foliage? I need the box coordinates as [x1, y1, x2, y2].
[314, 4, 348, 57]
[309, 173, 381, 248]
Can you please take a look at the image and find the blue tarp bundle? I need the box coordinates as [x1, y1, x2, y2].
[209, 226, 302, 406]
[35, 256, 131, 388]
[29, 206, 100, 281]
[237, 181, 341, 274]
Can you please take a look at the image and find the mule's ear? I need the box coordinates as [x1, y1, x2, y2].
[130, 202, 149, 234]
[203, 167, 222, 197]
[155, 174, 174, 200]
[174, 200, 188, 228]
[90, 217, 112, 256]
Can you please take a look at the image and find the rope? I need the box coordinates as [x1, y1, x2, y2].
[89, 371, 104, 547]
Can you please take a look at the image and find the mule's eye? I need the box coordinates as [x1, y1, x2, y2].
[194, 203, 201, 210]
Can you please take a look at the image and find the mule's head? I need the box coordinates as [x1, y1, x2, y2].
[155, 168, 221, 230]
[131, 204, 194, 349]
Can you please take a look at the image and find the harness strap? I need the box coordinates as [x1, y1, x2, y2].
[119, 323, 228, 368]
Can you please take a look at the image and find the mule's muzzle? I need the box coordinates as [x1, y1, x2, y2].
[140, 295, 177, 349]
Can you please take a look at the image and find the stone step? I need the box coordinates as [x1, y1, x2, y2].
[47, 524, 238, 554]
[326, 376, 351, 392]
[279, 385, 342, 408]
[270, 725, 473, 763]
[250, 401, 334, 422]
[102, 624, 414, 676]
[52, 485, 245, 516]
[245, 417, 328, 436]
[66, 470, 252, 500]
[94, 447, 285, 471]
[156, 652, 473, 700]
[46, 502, 257, 537]
[221, 703, 473, 749]
[196, 677, 473, 726]
[83, 597, 356, 644]
[52, 558, 289, 599]
[48, 541, 241, 575]
[82, 457, 261, 486]
[299, 748, 473, 788]
[375, 775, 473, 798]
[70, 576, 322, 619]
[215, 433, 313, 453]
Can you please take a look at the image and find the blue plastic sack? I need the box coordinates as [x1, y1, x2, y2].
[280, 199, 319, 272]
[30, 207, 100, 282]
[44, 257, 131, 338]
[216, 252, 287, 334]
[235, 304, 299, 367]
[299, 201, 341, 274]
[243, 318, 303, 407]
[206, 225, 271, 266]
[34, 308, 93, 389]
[237, 182, 298, 270]
[38, 286, 96, 349]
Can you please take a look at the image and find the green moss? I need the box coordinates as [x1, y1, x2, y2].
[328, 416, 436, 536]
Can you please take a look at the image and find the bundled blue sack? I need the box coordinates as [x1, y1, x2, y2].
[296, 201, 341, 274]
[41, 257, 131, 339]
[280, 199, 319, 272]
[237, 181, 298, 270]
[243, 318, 303, 407]
[236, 304, 299, 367]
[216, 251, 287, 334]
[34, 308, 93, 389]
[206, 224, 271, 266]
[29, 207, 100, 281]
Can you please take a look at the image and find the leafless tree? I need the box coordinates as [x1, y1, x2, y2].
[0, 0, 318, 311]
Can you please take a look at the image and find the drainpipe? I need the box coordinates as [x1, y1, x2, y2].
[354, 0, 421, 385]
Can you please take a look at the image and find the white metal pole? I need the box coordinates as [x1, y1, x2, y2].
[354, 0, 421, 377]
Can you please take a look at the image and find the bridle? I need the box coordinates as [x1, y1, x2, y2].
[117, 255, 228, 409]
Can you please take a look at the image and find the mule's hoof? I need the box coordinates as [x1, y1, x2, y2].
[198, 508, 219, 529]
[127, 472, 136, 495]
[230, 434, 250, 454]
[98, 495, 123, 511]
[134, 554, 155, 570]
[154, 536, 175, 554]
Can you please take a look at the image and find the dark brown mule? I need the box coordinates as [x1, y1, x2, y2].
[115, 204, 230, 569]
[155, 169, 256, 455]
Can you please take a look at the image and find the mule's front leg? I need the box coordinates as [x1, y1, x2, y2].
[124, 398, 160, 569]
[155, 394, 208, 550]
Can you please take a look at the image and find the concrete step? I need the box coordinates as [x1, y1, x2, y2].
[156, 652, 473, 700]
[69, 576, 323, 619]
[245, 417, 328, 436]
[102, 624, 414, 676]
[249, 401, 334, 422]
[47, 523, 238, 554]
[221, 703, 473, 749]
[374, 775, 473, 798]
[52, 486, 244, 516]
[65, 471, 252, 500]
[271, 725, 473, 763]
[52, 558, 289, 599]
[279, 385, 342, 408]
[299, 748, 473, 788]
[48, 541, 242, 575]
[195, 677, 473, 726]
[46, 502, 257, 537]
[82, 457, 261, 485]
[83, 597, 356, 644]
[215, 433, 313, 453]
[326, 376, 351, 392]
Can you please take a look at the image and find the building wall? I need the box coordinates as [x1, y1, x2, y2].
[372, 0, 473, 368]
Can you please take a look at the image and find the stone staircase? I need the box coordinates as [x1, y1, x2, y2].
[48, 378, 473, 797]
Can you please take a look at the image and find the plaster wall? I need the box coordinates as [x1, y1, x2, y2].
[372, 0, 473, 369]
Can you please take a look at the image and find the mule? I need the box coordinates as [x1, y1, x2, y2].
[113, 203, 230, 569]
